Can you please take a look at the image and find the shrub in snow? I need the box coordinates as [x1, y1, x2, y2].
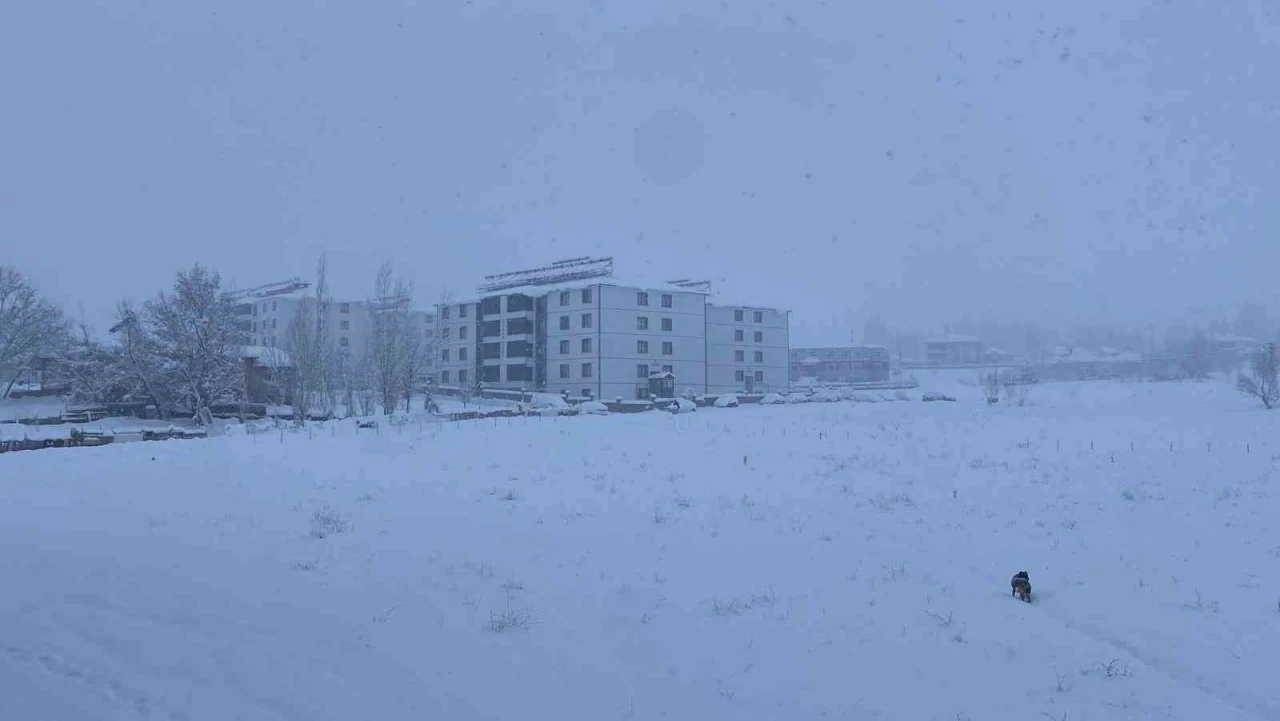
[488, 606, 536, 632]
[713, 394, 740, 408]
[310, 505, 351, 538]
[980, 371, 1001, 404]
[1237, 344, 1279, 409]
[784, 392, 810, 404]
[668, 398, 696, 414]
[758, 393, 785, 405]
[921, 392, 956, 402]
[810, 389, 841, 403]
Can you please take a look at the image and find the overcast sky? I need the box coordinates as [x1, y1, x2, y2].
[3, 1, 1278, 344]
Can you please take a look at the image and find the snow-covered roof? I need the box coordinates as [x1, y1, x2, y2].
[926, 335, 983, 345]
[453, 276, 709, 305]
[240, 346, 294, 368]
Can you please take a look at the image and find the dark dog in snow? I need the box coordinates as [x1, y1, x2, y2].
[1011, 571, 1032, 602]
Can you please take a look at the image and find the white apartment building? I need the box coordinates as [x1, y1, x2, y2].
[437, 258, 789, 399]
[232, 278, 436, 369]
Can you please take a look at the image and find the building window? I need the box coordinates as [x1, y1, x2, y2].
[559, 364, 570, 379]
[442, 328, 451, 340]
[754, 370, 764, 382]
[482, 365, 501, 383]
[340, 320, 350, 330]
[581, 313, 592, 329]
[661, 341, 672, 355]
[637, 364, 648, 378]
[271, 319, 277, 329]
[637, 292, 649, 306]
[441, 349, 450, 362]
[559, 315, 570, 330]
[754, 331, 763, 343]
[754, 310, 763, 323]
[735, 370, 745, 382]
[754, 351, 764, 362]
[560, 291, 570, 306]
[441, 306, 449, 319]
[661, 364, 673, 374]
[339, 337, 349, 348]
[735, 350, 745, 362]
[661, 317, 672, 331]
[637, 340, 649, 354]
[459, 326, 469, 340]
[483, 342, 502, 359]
[459, 304, 468, 318]
[252, 321, 258, 331]
[734, 309, 744, 322]
[459, 347, 468, 361]
[581, 338, 592, 353]
[581, 363, 593, 378]
[734, 329, 744, 342]
[581, 288, 592, 304]
[441, 370, 450, 383]
[559, 339, 570, 354]
[459, 368, 468, 384]
[582, 388, 591, 398]
[272, 301, 277, 311]
[661, 294, 672, 308]
[637, 316, 649, 330]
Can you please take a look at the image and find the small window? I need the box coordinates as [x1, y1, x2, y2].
[559, 339, 570, 354]
[637, 340, 649, 354]
[661, 364, 672, 373]
[734, 329, 744, 342]
[559, 315, 570, 331]
[753, 311, 763, 323]
[735, 350, 745, 362]
[735, 370, 745, 382]
[252, 321, 258, 331]
[754, 370, 764, 382]
[581, 363, 592, 378]
[559, 363, 570, 379]
[581, 288, 592, 304]
[340, 320, 350, 331]
[734, 309, 744, 322]
[754, 331, 763, 343]
[440, 306, 449, 319]
[637, 364, 648, 378]
[459, 305, 468, 318]
[637, 316, 649, 330]
[581, 388, 591, 398]
[441, 349, 450, 362]
[754, 351, 764, 362]
[459, 326, 468, 340]
[661, 294, 672, 308]
[459, 347, 468, 361]
[272, 301, 277, 311]
[661, 342, 672, 355]
[581, 338, 592, 353]
[661, 318, 672, 332]
[459, 369, 468, 383]
[339, 337, 349, 348]
[442, 328, 451, 340]
[441, 370, 450, 383]
[272, 319, 277, 329]
[560, 291, 570, 306]
[637, 292, 649, 306]
[581, 313, 592, 329]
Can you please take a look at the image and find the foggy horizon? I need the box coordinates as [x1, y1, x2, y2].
[4, 1, 1279, 344]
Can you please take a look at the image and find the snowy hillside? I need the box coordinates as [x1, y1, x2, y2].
[2, 380, 1278, 720]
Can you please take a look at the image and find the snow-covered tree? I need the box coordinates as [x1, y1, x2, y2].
[1237, 343, 1279, 410]
[367, 262, 412, 415]
[108, 301, 170, 417]
[143, 265, 247, 422]
[0, 266, 68, 397]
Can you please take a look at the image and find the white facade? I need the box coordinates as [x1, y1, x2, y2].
[705, 304, 790, 395]
[441, 275, 789, 400]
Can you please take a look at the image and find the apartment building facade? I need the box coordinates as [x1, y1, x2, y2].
[437, 258, 790, 399]
[789, 346, 891, 383]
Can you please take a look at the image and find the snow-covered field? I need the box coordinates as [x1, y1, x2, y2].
[2, 379, 1279, 720]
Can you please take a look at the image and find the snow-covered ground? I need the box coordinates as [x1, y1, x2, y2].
[2, 379, 1278, 720]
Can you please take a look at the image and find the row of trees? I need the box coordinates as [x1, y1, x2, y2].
[1, 258, 444, 423]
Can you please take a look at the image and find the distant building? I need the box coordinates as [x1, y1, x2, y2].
[1040, 347, 1144, 382]
[230, 278, 436, 371]
[924, 335, 986, 366]
[437, 257, 790, 399]
[789, 346, 890, 383]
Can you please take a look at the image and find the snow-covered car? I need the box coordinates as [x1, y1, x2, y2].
[578, 401, 610, 415]
[713, 394, 740, 408]
[784, 392, 811, 404]
[667, 398, 697, 414]
[528, 393, 571, 415]
[758, 393, 785, 405]
[809, 389, 841, 403]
